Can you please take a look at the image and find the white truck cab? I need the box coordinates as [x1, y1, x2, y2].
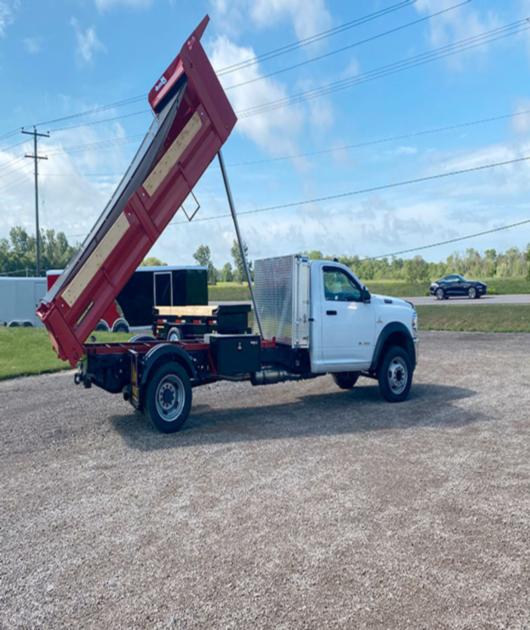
[254, 255, 418, 402]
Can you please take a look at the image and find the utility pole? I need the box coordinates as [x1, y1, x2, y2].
[22, 126, 49, 276]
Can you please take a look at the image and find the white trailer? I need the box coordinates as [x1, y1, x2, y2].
[0, 277, 47, 327]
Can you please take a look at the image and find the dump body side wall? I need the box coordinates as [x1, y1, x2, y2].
[37, 17, 236, 366]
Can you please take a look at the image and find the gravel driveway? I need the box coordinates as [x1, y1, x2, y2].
[1, 332, 529, 629]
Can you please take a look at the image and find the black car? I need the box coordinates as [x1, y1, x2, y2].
[429, 274, 487, 300]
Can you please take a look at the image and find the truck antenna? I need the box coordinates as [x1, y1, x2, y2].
[217, 150, 264, 339]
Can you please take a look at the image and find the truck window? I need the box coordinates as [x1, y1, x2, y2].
[323, 267, 362, 302]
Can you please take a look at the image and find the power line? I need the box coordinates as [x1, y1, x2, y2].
[0, 2, 417, 141]
[224, 107, 530, 168]
[225, 0, 467, 90]
[217, 0, 419, 75]
[238, 18, 530, 118]
[168, 154, 530, 225]
[370, 218, 530, 259]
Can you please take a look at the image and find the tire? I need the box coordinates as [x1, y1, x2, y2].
[468, 287, 477, 299]
[22, 321, 33, 327]
[435, 288, 445, 300]
[332, 372, 359, 390]
[7, 320, 20, 327]
[145, 362, 192, 433]
[167, 326, 182, 342]
[112, 319, 130, 333]
[377, 346, 413, 403]
[95, 320, 110, 332]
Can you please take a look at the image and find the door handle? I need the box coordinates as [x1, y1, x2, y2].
[326, 310, 337, 316]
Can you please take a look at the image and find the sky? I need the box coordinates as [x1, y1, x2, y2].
[1, 0, 530, 270]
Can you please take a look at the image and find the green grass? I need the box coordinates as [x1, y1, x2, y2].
[2, 303, 530, 380]
[416, 304, 530, 333]
[0, 329, 131, 381]
[208, 277, 530, 301]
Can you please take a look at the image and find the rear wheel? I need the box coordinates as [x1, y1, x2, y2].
[145, 362, 192, 433]
[377, 346, 412, 403]
[332, 372, 359, 390]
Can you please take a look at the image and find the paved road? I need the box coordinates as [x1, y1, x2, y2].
[406, 293, 530, 306]
[1, 332, 529, 628]
[211, 294, 530, 307]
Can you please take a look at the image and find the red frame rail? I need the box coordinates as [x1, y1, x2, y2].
[37, 16, 236, 366]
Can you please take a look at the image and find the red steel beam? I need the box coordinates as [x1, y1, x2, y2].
[37, 16, 237, 366]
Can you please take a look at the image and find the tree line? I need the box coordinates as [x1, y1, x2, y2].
[1, 225, 529, 283]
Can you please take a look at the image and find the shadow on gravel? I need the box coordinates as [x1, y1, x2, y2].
[111, 382, 481, 451]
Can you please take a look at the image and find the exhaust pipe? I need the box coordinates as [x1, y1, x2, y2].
[251, 369, 305, 386]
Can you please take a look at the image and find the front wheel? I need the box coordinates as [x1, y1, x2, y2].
[332, 372, 359, 390]
[435, 287, 445, 300]
[377, 346, 413, 403]
[145, 362, 192, 433]
[468, 287, 477, 299]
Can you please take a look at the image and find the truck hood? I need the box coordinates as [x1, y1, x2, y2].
[371, 293, 414, 310]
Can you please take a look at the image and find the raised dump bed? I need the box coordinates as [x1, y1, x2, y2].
[37, 16, 236, 366]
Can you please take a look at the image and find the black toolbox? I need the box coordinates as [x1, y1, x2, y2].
[215, 304, 251, 334]
[210, 334, 260, 376]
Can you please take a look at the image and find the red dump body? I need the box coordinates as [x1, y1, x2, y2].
[37, 16, 236, 366]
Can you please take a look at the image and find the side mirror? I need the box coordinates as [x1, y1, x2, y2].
[361, 287, 371, 303]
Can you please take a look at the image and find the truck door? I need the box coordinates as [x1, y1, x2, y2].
[154, 271, 173, 307]
[316, 265, 375, 371]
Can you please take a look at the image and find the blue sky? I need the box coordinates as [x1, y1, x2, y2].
[1, 0, 530, 268]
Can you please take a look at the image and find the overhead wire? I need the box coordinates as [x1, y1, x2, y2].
[370, 218, 530, 259]
[166, 154, 530, 225]
[224, 0, 467, 90]
[0, 1, 419, 141]
[238, 18, 530, 117]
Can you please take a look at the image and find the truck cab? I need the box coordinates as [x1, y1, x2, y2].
[253, 255, 418, 405]
[308, 260, 417, 374]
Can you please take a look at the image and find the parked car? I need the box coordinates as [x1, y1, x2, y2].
[429, 274, 487, 300]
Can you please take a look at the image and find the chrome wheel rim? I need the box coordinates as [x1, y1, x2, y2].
[168, 328, 181, 342]
[155, 375, 185, 422]
[388, 357, 408, 395]
[469, 288, 476, 298]
[436, 289, 443, 300]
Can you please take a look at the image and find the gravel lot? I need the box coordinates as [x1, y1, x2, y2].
[1, 332, 529, 629]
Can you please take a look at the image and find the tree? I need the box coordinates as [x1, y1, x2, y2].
[141, 256, 166, 267]
[193, 244, 217, 284]
[220, 262, 234, 282]
[404, 255, 430, 284]
[0, 226, 77, 276]
[231, 239, 252, 282]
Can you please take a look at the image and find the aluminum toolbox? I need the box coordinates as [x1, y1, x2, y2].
[253, 255, 310, 347]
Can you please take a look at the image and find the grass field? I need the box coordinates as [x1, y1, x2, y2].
[209, 277, 530, 301]
[0, 329, 131, 381]
[2, 305, 530, 380]
[416, 304, 530, 333]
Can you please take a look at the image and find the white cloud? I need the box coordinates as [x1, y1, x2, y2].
[0, 0, 18, 38]
[415, 0, 500, 62]
[210, 36, 303, 157]
[0, 120, 133, 246]
[23, 37, 42, 54]
[250, 0, 331, 42]
[95, 0, 152, 11]
[70, 17, 106, 64]
[210, 0, 331, 44]
[512, 101, 530, 135]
